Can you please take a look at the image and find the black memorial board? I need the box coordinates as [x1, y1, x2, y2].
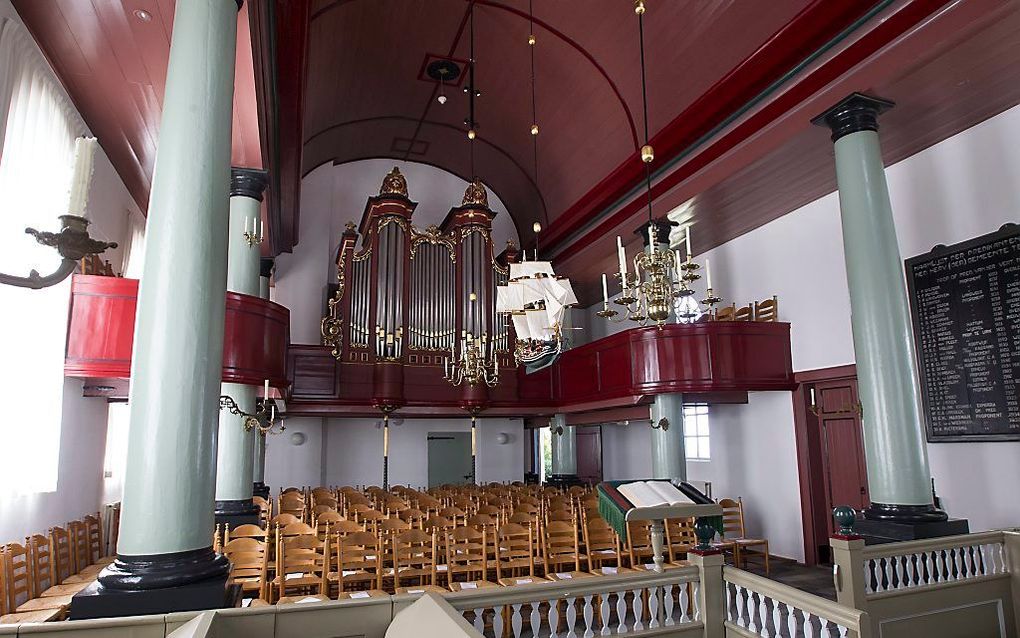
[905, 223, 1020, 442]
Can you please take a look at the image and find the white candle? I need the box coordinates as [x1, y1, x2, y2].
[68, 137, 98, 216]
[245, 216, 250, 235]
[705, 258, 712, 289]
[685, 226, 692, 259]
[616, 236, 627, 276]
[264, 379, 269, 399]
[648, 224, 655, 248]
[674, 249, 682, 271]
[601, 273, 609, 307]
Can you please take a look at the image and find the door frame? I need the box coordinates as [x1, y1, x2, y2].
[792, 363, 858, 566]
[426, 431, 474, 487]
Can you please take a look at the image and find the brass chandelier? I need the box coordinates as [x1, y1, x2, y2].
[597, 0, 721, 328]
[443, 317, 499, 387]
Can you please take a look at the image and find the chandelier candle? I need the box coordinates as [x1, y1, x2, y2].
[602, 273, 609, 308]
[705, 258, 712, 289]
[617, 236, 627, 276]
[685, 227, 692, 260]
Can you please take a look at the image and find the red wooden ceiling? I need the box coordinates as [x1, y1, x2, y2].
[301, 0, 812, 242]
[12, 0, 263, 214]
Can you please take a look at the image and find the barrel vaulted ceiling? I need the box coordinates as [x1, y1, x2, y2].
[13, 0, 1020, 304]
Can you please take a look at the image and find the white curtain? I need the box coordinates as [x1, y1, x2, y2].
[0, 18, 87, 494]
[120, 208, 146, 279]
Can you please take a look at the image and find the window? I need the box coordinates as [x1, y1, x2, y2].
[0, 18, 86, 494]
[539, 427, 552, 482]
[684, 404, 711, 460]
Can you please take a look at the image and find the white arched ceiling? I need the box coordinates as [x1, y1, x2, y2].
[275, 158, 520, 344]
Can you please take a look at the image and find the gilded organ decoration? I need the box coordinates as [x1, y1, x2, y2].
[379, 166, 408, 197]
[461, 179, 488, 207]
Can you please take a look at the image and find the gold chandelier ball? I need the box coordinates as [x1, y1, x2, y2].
[528, 34, 536, 46]
[467, 128, 477, 140]
[530, 123, 539, 136]
[641, 144, 655, 163]
[533, 222, 542, 233]
[648, 300, 670, 322]
[634, 0, 646, 15]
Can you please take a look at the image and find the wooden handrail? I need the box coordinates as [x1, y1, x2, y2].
[723, 566, 868, 632]
[861, 530, 1006, 560]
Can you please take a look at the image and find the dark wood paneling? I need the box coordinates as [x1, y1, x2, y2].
[287, 321, 794, 416]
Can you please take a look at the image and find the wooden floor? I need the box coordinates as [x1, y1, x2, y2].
[742, 557, 837, 600]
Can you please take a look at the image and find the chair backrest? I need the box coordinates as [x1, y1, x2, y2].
[280, 522, 317, 539]
[734, 304, 753, 322]
[69, 519, 91, 573]
[719, 498, 745, 537]
[423, 516, 453, 533]
[332, 519, 364, 538]
[754, 296, 779, 322]
[445, 527, 487, 584]
[3, 543, 32, 610]
[439, 507, 467, 527]
[542, 520, 580, 574]
[391, 529, 436, 589]
[49, 526, 75, 584]
[223, 537, 268, 597]
[714, 304, 737, 321]
[277, 534, 326, 591]
[379, 517, 411, 537]
[335, 531, 382, 592]
[495, 523, 535, 580]
[25, 534, 55, 597]
[270, 513, 300, 527]
[398, 508, 427, 528]
[584, 516, 622, 563]
[84, 514, 103, 564]
[226, 524, 267, 544]
[665, 518, 696, 563]
[316, 511, 345, 539]
[626, 521, 655, 566]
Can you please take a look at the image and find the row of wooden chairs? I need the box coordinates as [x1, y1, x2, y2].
[0, 514, 114, 624]
[715, 296, 778, 322]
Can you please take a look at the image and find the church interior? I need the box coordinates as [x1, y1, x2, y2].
[1, 0, 1019, 636]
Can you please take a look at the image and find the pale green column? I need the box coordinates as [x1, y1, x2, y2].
[650, 393, 687, 482]
[550, 414, 577, 475]
[215, 170, 267, 512]
[814, 94, 944, 522]
[110, 0, 239, 570]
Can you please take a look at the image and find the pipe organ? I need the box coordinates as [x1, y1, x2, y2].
[321, 168, 517, 411]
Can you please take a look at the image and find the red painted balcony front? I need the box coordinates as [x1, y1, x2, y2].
[64, 275, 289, 393]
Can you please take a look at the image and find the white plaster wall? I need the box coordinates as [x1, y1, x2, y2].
[322, 417, 524, 489]
[588, 103, 1020, 556]
[264, 417, 325, 489]
[274, 159, 520, 344]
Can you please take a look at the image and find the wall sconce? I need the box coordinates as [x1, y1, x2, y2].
[289, 432, 307, 446]
[651, 417, 670, 431]
[244, 215, 264, 248]
[219, 381, 286, 435]
[0, 215, 116, 289]
[496, 432, 509, 445]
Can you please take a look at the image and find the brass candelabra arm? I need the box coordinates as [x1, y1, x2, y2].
[219, 395, 285, 435]
[1, 215, 117, 289]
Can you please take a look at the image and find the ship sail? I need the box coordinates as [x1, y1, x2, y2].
[497, 259, 577, 371]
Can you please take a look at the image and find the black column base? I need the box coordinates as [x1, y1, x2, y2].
[857, 503, 968, 545]
[214, 499, 261, 529]
[70, 547, 235, 620]
[253, 481, 270, 499]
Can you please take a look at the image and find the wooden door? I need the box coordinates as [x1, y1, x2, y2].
[815, 379, 870, 535]
[575, 426, 603, 484]
[427, 432, 474, 486]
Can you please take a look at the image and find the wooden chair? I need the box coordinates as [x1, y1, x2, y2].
[542, 521, 584, 577]
[279, 496, 306, 523]
[720, 498, 769, 574]
[754, 296, 779, 322]
[48, 527, 89, 586]
[253, 496, 271, 525]
[83, 515, 112, 568]
[0, 545, 62, 625]
[714, 304, 736, 321]
[271, 533, 326, 601]
[439, 507, 468, 528]
[69, 521, 99, 576]
[734, 304, 753, 322]
[390, 529, 440, 594]
[494, 523, 544, 586]
[328, 531, 383, 596]
[3, 543, 69, 617]
[583, 516, 630, 575]
[423, 516, 454, 534]
[665, 518, 696, 564]
[398, 508, 427, 530]
[223, 537, 269, 601]
[626, 521, 658, 570]
[27, 535, 87, 598]
[445, 527, 493, 590]
[316, 511, 346, 541]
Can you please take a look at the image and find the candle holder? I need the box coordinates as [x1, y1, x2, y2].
[701, 288, 722, 308]
[219, 395, 285, 435]
[0, 215, 117, 289]
[243, 227, 264, 248]
[595, 306, 619, 319]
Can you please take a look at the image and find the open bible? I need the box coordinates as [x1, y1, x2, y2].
[617, 480, 698, 508]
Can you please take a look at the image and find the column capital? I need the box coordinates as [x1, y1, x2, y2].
[811, 92, 895, 143]
[230, 167, 269, 202]
[234, 0, 244, 10]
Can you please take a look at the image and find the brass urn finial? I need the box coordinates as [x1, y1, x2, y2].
[380, 166, 408, 197]
[462, 179, 488, 207]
